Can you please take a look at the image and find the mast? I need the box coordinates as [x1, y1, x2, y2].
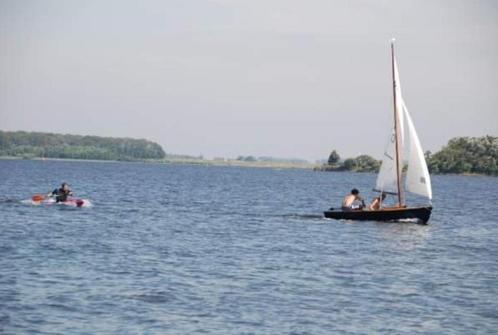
[391, 40, 404, 207]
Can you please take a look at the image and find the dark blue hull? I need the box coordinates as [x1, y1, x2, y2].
[324, 206, 432, 224]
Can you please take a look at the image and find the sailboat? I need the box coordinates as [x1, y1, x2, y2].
[324, 40, 433, 224]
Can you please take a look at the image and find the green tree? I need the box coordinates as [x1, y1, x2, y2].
[244, 156, 257, 162]
[427, 136, 497, 175]
[328, 150, 340, 165]
[343, 158, 356, 170]
[354, 155, 381, 172]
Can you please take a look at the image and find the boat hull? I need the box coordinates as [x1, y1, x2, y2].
[323, 206, 432, 224]
[27, 198, 91, 208]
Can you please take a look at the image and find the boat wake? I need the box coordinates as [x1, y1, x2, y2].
[279, 213, 325, 220]
[222, 211, 325, 221]
[0, 198, 19, 204]
[393, 218, 424, 224]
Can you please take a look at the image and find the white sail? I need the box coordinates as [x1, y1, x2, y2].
[394, 59, 405, 147]
[375, 46, 431, 202]
[375, 123, 401, 194]
[402, 100, 432, 199]
[374, 58, 405, 195]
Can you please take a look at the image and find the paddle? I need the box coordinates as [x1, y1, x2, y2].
[31, 192, 66, 202]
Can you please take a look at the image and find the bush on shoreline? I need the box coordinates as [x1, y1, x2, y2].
[317, 136, 498, 176]
[428, 136, 497, 176]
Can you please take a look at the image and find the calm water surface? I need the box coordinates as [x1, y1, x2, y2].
[1, 160, 497, 334]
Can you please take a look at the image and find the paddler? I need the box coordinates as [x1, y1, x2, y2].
[48, 182, 73, 202]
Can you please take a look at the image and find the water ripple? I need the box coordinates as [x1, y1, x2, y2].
[0, 161, 497, 334]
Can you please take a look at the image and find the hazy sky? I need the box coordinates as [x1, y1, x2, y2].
[1, 0, 497, 160]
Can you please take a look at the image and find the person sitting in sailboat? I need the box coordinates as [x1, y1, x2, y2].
[341, 189, 365, 211]
[368, 192, 387, 211]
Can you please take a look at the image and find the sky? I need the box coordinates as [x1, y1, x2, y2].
[1, 0, 497, 161]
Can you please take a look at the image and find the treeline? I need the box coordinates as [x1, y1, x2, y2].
[0, 131, 166, 161]
[317, 136, 498, 176]
[314, 150, 381, 172]
[427, 136, 497, 175]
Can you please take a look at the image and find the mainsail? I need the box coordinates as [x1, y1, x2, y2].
[394, 59, 406, 146]
[375, 42, 432, 203]
[374, 56, 405, 195]
[375, 120, 402, 195]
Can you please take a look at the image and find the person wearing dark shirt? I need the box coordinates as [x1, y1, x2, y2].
[49, 182, 73, 202]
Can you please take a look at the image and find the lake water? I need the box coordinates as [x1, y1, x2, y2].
[1, 159, 497, 334]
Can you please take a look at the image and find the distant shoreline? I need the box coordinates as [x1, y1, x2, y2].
[1, 156, 495, 177]
[0, 155, 315, 170]
[4, 131, 495, 176]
